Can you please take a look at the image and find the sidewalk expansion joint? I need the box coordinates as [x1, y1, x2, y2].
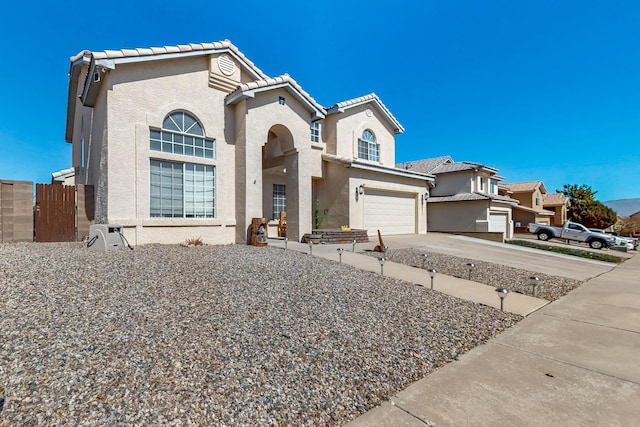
[390, 400, 436, 426]
[492, 341, 640, 386]
[540, 312, 640, 335]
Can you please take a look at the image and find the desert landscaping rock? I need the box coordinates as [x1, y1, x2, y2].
[0, 243, 520, 426]
[366, 248, 583, 302]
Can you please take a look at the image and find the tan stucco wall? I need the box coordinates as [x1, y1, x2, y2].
[431, 172, 472, 196]
[428, 201, 488, 232]
[78, 56, 236, 245]
[236, 88, 316, 242]
[333, 105, 396, 167]
[313, 162, 350, 229]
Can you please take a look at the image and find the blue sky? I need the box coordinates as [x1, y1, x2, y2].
[1, 0, 638, 201]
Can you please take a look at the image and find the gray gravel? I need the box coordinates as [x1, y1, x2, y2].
[368, 248, 583, 301]
[1, 242, 520, 426]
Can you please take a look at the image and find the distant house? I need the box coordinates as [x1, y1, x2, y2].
[65, 40, 434, 245]
[398, 156, 517, 241]
[500, 181, 568, 229]
[630, 210, 640, 237]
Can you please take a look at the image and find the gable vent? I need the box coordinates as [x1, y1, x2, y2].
[218, 54, 236, 76]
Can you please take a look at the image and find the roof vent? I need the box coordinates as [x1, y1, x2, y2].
[218, 54, 236, 76]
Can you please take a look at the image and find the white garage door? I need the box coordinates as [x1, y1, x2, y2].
[489, 213, 507, 234]
[363, 190, 416, 235]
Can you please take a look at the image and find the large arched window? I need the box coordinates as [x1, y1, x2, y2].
[358, 129, 379, 161]
[149, 112, 215, 218]
[150, 111, 214, 159]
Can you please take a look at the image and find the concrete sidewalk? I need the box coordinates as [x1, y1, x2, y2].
[344, 245, 640, 426]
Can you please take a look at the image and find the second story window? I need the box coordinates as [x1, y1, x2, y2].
[150, 111, 215, 159]
[358, 129, 379, 162]
[490, 181, 496, 194]
[311, 122, 320, 143]
[535, 193, 541, 206]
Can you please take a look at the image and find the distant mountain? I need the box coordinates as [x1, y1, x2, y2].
[602, 199, 640, 217]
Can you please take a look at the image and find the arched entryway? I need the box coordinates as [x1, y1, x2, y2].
[262, 125, 304, 241]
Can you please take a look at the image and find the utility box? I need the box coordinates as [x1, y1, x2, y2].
[87, 224, 125, 252]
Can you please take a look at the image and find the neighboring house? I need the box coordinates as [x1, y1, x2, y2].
[631, 211, 640, 237]
[397, 156, 517, 240]
[65, 40, 434, 245]
[500, 181, 568, 229]
[542, 192, 569, 226]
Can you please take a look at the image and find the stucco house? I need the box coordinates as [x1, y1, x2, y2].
[65, 40, 434, 245]
[397, 156, 517, 240]
[500, 181, 568, 230]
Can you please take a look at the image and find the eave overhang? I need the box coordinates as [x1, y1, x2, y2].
[322, 154, 435, 184]
[226, 79, 326, 120]
[326, 94, 404, 134]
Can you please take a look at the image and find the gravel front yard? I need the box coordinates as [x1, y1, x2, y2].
[1, 243, 520, 426]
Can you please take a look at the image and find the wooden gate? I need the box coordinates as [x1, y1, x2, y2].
[35, 184, 76, 242]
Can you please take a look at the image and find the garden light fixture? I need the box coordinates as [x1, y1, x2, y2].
[529, 276, 541, 297]
[495, 288, 509, 312]
[428, 268, 437, 290]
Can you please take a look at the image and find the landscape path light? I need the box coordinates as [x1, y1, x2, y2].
[495, 288, 509, 312]
[529, 276, 541, 297]
[337, 247, 344, 263]
[352, 239, 357, 253]
[379, 257, 386, 276]
[421, 253, 428, 269]
[428, 268, 437, 290]
[308, 240, 313, 255]
[466, 262, 476, 280]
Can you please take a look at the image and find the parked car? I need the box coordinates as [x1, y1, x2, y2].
[588, 228, 638, 250]
[527, 221, 617, 249]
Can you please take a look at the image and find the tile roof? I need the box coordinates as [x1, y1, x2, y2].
[326, 93, 404, 134]
[543, 192, 568, 206]
[226, 74, 325, 116]
[431, 162, 479, 174]
[428, 192, 518, 204]
[512, 205, 556, 215]
[70, 40, 269, 80]
[396, 156, 453, 174]
[501, 181, 545, 193]
[322, 154, 434, 181]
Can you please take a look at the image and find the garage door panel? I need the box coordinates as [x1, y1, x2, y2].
[489, 213, 507, 233]
[364, 190, 416, 235]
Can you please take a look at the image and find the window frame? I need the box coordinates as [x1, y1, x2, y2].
[310, 122, 320, 143]
[357, 129, 379, 162]
[150, 159, 215, 219]
[150, 111, 215, 160]
[272, 184, 286, 220]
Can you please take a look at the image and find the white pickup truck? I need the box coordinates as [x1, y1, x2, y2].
[527, 221, 618, 250]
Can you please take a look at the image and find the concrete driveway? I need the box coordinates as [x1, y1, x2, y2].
[346, 234, 640, 426]
[381, 233, 620, 281]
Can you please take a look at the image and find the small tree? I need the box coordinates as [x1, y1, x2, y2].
[559, 184, 617, 228]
